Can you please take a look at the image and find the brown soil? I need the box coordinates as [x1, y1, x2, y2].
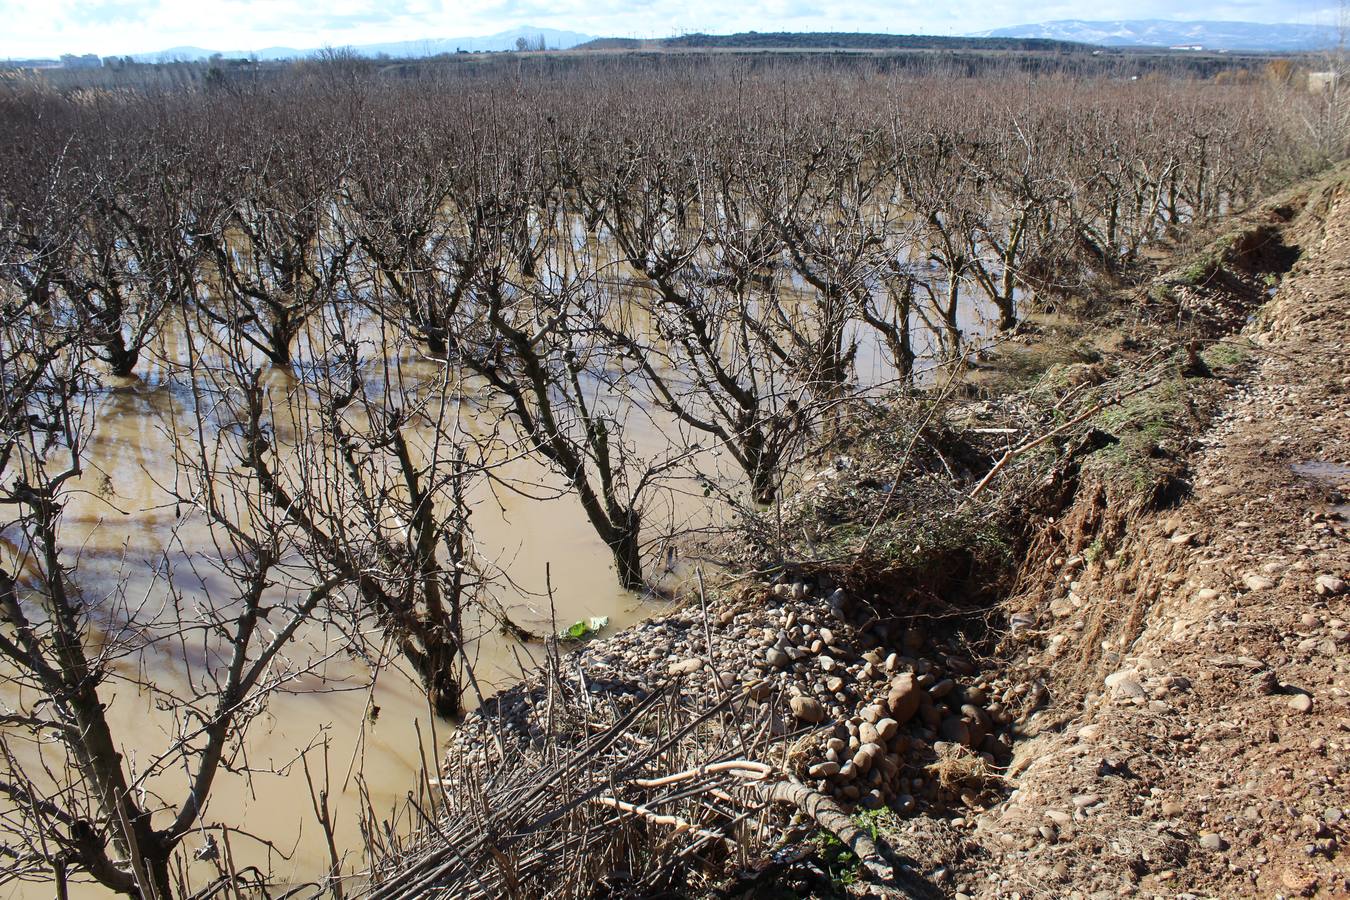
[921, 176, 1350, 898]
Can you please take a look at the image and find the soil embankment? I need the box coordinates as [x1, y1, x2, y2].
[948, 170, 1350, 898]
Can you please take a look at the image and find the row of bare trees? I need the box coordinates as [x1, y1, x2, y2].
[2, 66, 1298, 505]
[0, 59, 1325, 897]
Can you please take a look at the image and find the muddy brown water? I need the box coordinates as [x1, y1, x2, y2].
[1, 279, 1012, 896]
[1292, 460, 1350, 519]
[2, 349, 717, 896]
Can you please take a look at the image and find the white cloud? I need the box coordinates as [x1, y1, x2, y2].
[0, 0, 1341, 58]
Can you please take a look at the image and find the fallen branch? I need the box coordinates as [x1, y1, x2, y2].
[632, 759, 772, 788]
[591, 796, 731, 843]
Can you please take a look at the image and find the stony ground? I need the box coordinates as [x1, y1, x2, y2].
[461, 544, 1025, 817]
[945, 183, 1350, 899]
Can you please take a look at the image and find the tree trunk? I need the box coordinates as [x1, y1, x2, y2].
[607, 521, 645, 592]
[106, 338, 140, 379]
[997, 264, 1018, 332]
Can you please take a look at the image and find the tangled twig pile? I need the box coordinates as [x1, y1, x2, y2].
[360, 648, 917, 899]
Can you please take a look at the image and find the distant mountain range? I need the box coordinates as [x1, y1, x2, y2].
[973, 19, 1342, 52]
[130, 27, 594, 63]
[576, 32, 1084, 52]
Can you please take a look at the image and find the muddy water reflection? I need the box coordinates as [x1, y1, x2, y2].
[8, 351, 719, 897]
[5, 274, 1015, 895]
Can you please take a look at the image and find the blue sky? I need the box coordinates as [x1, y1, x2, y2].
[1, 0, 1343, 58]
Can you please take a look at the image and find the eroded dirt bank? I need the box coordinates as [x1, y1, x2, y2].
[944, 174, 1350, 898]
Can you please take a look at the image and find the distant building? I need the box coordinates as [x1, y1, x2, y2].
[59, 53, 102, 68]
[1309, 71, 1341, 94]
[1169, 45, 1204, 51]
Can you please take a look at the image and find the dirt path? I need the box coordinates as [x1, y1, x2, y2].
[961, 185, 1350, 897]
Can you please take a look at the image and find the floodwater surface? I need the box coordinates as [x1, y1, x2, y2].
[1, 257, 1016, 897]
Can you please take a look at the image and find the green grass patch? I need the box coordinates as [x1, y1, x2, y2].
[811, 811, 902, 893]
[1174, 256, 1221, 286]
[1201, 342, 1249, 369]
[1083, 534, 1106, 563]
[1085, 375, 1190, 493]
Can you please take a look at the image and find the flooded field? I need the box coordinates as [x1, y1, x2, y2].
[0, 277, 1013, 897]
[3, 348, 707, 895]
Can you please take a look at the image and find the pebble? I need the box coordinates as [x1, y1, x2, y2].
[808, 761, 840, 778]
[888, 673, 922, 723]
[1077, 723, 1105, 741]
[668, 658, 704, 675]
[790, 696, 826, 723]
[765, 648, 790, 669]
[1104, 669, 1145, 699]
[1315, 574, 1345, 595]
[929, 678, 956, 698]
[1288, 693, 1313, 713]
[939, 717, 972, 746]
[1199, 832, 1227, 852]
[1244, 574, 1276, 591]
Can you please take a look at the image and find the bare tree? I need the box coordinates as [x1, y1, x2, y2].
[193, 107, 352, 368]
[0, 211, 343, 899]
[181, 294, 489, 718]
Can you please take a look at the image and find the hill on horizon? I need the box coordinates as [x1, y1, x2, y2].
[30, 21, 1336, 67]
[575, 31, 1089, 53]
[972, 19, 1341, 52]
[128, 26, 593, 63]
